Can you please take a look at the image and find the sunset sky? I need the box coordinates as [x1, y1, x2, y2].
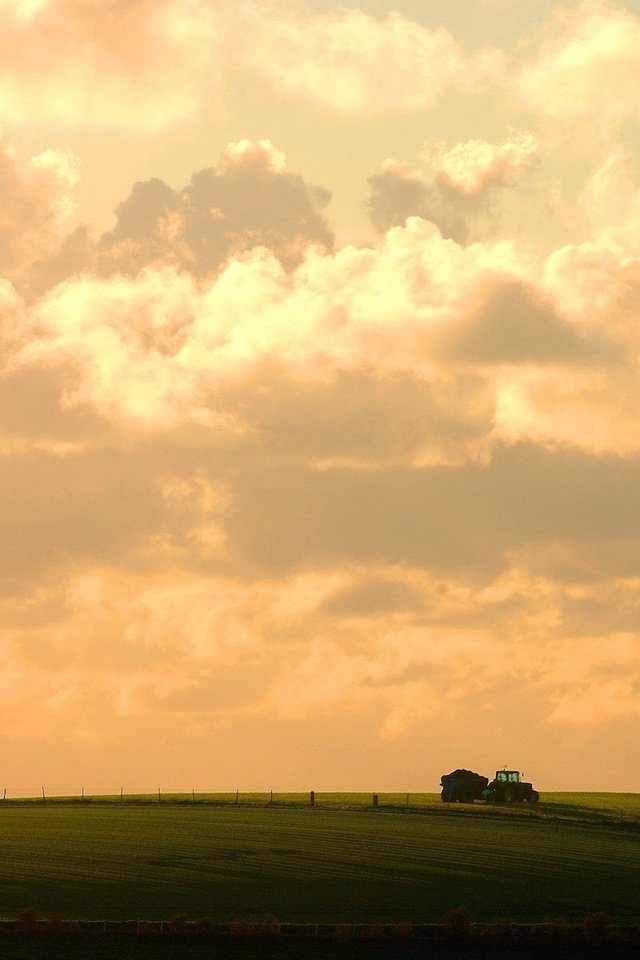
[2, 0, 640, 796]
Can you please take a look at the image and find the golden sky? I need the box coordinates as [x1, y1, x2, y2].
[2, 0, 640, 795]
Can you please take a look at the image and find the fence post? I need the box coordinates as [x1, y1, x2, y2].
[158, 788, 161, 803]
[406, 793, 409, 808]
[310, 790, 315, 806]
[120, 787, 124, 803]
[372, 793, 378, 807]
[269, 789, 273, 805]
[42, 786, 46, 802]
[235, 789, 239, 805]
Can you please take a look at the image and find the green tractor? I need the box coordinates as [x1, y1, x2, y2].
[485, 769, 539, 803]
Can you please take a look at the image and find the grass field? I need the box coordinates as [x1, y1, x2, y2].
[0, 794, 637, 926]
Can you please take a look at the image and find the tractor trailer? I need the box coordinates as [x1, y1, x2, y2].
[440, 768, 540, 804]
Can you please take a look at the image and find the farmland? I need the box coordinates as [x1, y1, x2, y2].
[0, 793, 637, 926]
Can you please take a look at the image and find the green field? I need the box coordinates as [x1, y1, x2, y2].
[0, 794, 637, 925]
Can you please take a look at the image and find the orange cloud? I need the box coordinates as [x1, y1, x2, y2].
[430, 132, 539, 195]
[242, 8, 472, 115]
[0, 0, 228, 127]
[518, 2, 640, 124]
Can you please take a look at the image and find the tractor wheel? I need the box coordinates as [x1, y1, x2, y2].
[529, 790, 540, 803]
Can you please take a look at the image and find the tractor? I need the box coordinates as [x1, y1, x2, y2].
[488, 769, 539, 803]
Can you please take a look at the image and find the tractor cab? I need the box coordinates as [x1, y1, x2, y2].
[495, 770, 521, 784]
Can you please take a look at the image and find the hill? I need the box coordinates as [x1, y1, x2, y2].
[0, 793, 637, 924]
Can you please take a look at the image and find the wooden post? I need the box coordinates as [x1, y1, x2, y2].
[120, 787, 124, 803]
[310, 790, 315, 806]
[2, 788, 6, 801]
[269, 789, 273, 805]
[81, 786, 85, 801]
[158, 787, 161, 803]
[41, 786, 46, 802]
[235, 789, 239, 805]
[372, 793, 378, 807]
[406, 793, 409, 808]
[192, 790, 195, 802]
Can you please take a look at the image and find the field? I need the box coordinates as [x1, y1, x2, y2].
[0, 793, 637, 927]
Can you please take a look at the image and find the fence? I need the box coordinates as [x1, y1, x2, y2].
[0, 791, 414, 808]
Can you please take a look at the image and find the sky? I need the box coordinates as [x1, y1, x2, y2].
[2, 0, 640, 796]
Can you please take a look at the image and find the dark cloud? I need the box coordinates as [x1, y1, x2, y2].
[0, 368, 108, 442]
[440, 282, 620, 365]
[97, 145, 334, 277]
[366, 166, 469, 242]
[222, 365, 492, 465]
[0, 446, 169, 593]
[1, 141, 334, 297]
[26, 225, 94, 299]
[220, 443, 640, 580]
[5, 340, 640, 600]
[148, 665, 271, 712]
[320, 577, 425, 617]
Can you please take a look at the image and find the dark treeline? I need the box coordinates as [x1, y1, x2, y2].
[4, 908, 640, 956]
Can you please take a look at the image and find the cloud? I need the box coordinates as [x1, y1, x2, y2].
[242, 8, 471, 115]
[518, 2, 640, 123]
[367, 161, 469, 242]
[0, 137, 333, 299]
[0, 0, 228, 128]
[577, 146, 640, 258]
[97, 139, 333, 278]
[0, 0, 500, 131]
[8, 219, 521, 431]
[430, 132, 539, 195]
[438, 280, 615, 366]
[0, 142, 81, 294]
[3, 198, 633, 464]
[6, 562, 639, 750]
[366, 132, 539, 241]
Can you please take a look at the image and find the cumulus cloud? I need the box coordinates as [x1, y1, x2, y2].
[3, 200, 633, 465]
[367, 132, 539, 241]
[8, 219, 520, 430]
[438, 280, 616, 366]
[97, 139, 333, 278]
[367, 161, 469, 242]
[0, 138, 333, 298]
[0, 0, 228, 127]
[518, 2, 640, 123]
[577, 146, 640, 258]
[242, 8, 472, 115]
[0, 142, 81, 294]
[0, 0, 501, 131]
[430, 132, 539, 195]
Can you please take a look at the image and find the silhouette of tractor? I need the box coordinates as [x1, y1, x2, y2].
[440, 768, 540, 804]
[488, 769, 539, 803]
